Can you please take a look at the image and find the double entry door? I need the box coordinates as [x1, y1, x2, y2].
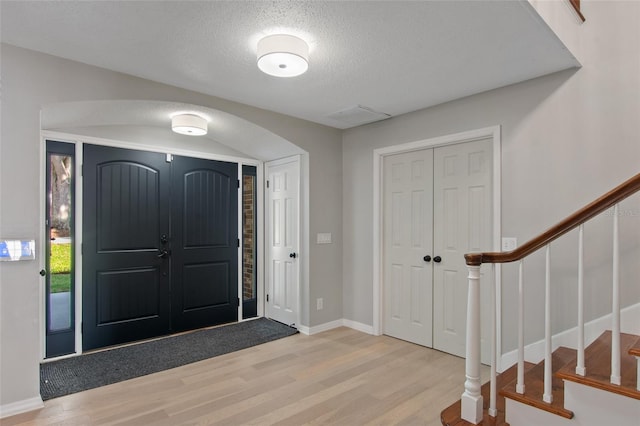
[383, 139, 492, 358]
[82, 144, 238, 350]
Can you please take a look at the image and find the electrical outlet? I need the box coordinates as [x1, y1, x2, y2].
[316, 298, 323, 310]
[502, 237, 517, 251]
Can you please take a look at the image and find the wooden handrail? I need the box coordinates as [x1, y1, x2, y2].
[569, 0, 586, 22]
[465, 172, 640, 266]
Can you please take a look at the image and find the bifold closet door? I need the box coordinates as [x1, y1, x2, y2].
[382, 139, 492, 358]
[383, 149, 434, 347]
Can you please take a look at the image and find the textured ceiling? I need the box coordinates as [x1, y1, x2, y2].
[1, 1, 579, 129]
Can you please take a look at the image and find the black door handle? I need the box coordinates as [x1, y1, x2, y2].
[433, 256, 442, 263]
[157, 249, 171, 259]
[423, 255, 431, 262]
[39, 269, 47, 276]
[289, 252, 297, 259]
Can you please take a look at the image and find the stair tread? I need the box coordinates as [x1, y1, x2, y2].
[500, 347, 575, 419]
[628, 334, 640, 357]
[440, 362, 535, 426]
[556, 330, 640, 400]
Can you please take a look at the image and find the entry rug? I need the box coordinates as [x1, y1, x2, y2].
[40, 318, 297, 400]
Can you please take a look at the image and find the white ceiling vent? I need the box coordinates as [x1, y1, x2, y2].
[326, 105, 391, 128]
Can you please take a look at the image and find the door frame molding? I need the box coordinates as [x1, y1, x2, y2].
[39, 130, 262, 360]
[264, 155, 302, 330]
[372, 126, 502, 364]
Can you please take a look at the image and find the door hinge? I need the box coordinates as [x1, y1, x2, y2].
[80, 322, 83, 333]
[266, 294, 269, 302]
[237, 179, 240, 189]
[237, 297, 240, 307]
[166, 153, 173, 163]
[81, 165, 84, 176]
[237, 238, 240, 248]
[266, 180, 270, 188]
[81, 243, 83, 255]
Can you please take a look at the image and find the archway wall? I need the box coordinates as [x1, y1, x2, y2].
[0, 44, 343, 411]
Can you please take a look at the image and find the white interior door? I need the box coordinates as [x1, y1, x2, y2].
[382, 139, 492, 360]
[432, 139, 493, 358]
[265, 157, 300, 327]
[383, 149, 434, 346]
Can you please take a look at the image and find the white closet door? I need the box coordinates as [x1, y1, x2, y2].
[383, 149, 434, 347]
[432, 139, 493, 358]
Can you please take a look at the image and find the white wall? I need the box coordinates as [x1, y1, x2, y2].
[343, 0, 640, 353]
[0, 44, 343, 410]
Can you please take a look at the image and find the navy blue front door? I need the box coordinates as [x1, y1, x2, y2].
[82, 144, 237, 350]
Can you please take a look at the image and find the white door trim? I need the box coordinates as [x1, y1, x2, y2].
[372, 126, 502, 364]
[265, 155, 302, 330]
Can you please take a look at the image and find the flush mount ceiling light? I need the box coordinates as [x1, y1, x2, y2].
[257, 34, 309, 77]
[171, 114, 207, 136]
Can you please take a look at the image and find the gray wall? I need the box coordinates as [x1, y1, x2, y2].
[342, 1, 640, 353]
[0, 44, 343, 408]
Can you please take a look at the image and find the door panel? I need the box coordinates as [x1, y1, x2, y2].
[171, 155, 238, 331]
[383, 149, 434, 347]
[83, 144, 171, 350]
[266, 158, 299, 327]
[433, 139, 493, 358]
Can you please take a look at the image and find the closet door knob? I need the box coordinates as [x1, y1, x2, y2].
[423, 255, 431, 262]
[433, 256, 442, 263]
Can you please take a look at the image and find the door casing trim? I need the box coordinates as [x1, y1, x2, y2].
[372, 125, 502, 367]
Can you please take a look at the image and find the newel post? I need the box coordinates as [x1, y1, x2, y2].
[461, 263, 483, 424]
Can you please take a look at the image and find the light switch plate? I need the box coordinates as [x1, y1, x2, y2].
[317, 233, 332, 244]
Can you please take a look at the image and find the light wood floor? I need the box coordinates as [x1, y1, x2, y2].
[3, 327, 488, 426]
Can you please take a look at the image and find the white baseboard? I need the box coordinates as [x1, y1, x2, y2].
[0, 396, 44, 419]
[342, 319, 374, 334]
[298, 319, 343, 335]
[501, 302, 640, 370]
[299, 319, 375, 336]
[297, 324, 311, 335]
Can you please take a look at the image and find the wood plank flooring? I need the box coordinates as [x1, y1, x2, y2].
[3, 327, 488, 426]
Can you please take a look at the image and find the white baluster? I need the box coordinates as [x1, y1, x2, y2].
[461, 264, 483, 424]
[517, 260, 525, 393]
[543, 245, 553, 404]
[576, 224, 586, 376]
[489, 264, 497, 417]
[611, 204, 621, 385]
[636, 356, 640, 391]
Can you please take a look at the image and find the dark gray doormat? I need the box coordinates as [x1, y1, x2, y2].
[40, 318, 297, 400]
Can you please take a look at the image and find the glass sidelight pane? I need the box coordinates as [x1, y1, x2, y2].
[48, 153, 73, 331]
[46, 140, 75, 358]
[242, 166, 257, 319]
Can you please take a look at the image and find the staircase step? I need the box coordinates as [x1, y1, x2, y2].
[499, 347, 575, 419]
[629, 336, 640, 358]
[440, 361, 535, 426]
[556, 330, 640, 400]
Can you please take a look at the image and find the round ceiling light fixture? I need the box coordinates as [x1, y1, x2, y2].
[171, 114, 207, 136]
[257, 34, 309, 78]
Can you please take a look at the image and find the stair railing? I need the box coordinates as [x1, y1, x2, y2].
[460, 172, 640, 424]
